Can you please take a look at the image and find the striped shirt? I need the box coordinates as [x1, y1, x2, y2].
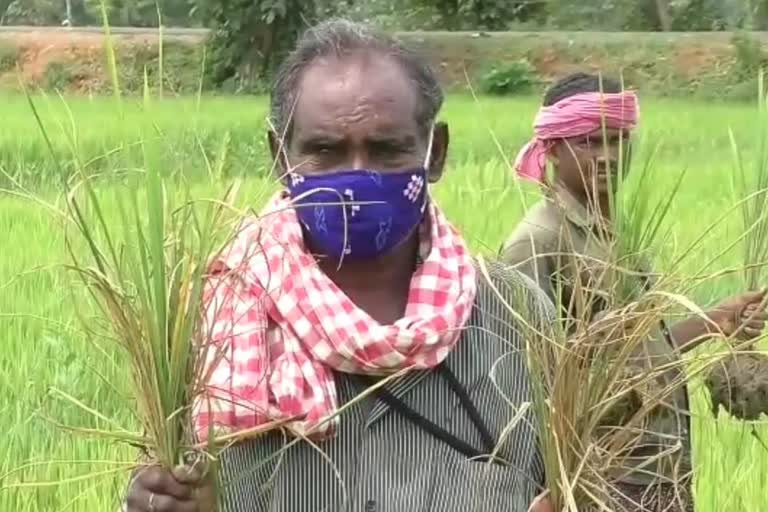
[217, 262, 553, 512]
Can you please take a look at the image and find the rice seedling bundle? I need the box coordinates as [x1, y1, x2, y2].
[5, 87, 252, 510]
[499, 107, 697, 510]
[10, 10, 292, 503]
[20, 90, 305, 512]
[63, 167, 239, 468]
[501, 264, 692, 511]
[21, 14, 220, 476]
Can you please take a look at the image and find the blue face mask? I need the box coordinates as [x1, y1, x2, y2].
[288, 168, 428, 262]
[286, 134, 433, 263]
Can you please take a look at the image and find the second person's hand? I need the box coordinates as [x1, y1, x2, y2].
[708, 290, 768, 340]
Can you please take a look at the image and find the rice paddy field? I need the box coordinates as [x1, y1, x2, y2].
[1, 93, 768, 511]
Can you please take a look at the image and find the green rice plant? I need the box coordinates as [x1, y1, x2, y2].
[19, 82, 294, 467]
[5, 94, 768, 510]
[5, 5, 294, 498]
[63, 163, 238, 468]
[611, 149, 686, 302]
[728, 70, 768, 293]
[705, 70, 768, 424]
[589, 78, 687, 306]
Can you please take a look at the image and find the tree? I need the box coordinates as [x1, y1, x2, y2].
[670, 0, 721, 30]
[755, 0, 768, 30]
[83, 0, 193, 27]
[0, 0, 14, 23]
[194, 0, 319, 92]
[416, 0, 545, 30]
[655, 0, 672, 31]
[3, 0, 62, 25]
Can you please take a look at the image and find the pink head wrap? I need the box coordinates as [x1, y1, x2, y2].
[513, 91, 639, 182]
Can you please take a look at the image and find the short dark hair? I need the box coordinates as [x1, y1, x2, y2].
[270, 19, 444, 141]
[542, 72, 623, 106]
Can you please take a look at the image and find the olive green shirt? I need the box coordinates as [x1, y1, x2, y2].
[500, 185, 692, 487]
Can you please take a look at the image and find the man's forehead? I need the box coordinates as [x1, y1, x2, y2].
[291, 53, 420, 136]
[565, 127, 631, 141]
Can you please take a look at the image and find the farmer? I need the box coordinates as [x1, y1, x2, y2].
[124, 20, 555, 512]
[501, 72, 768, 511]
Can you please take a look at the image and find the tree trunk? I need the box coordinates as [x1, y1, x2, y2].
[0, 0, 11, 25]
[655, 0, 672, 31]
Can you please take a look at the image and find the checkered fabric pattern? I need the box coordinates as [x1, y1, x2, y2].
[194, 191, 477, 438]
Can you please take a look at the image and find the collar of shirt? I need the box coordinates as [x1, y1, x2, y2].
[549, 184, 593, 227]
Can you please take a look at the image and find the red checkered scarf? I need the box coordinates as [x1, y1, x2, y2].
[194, 192, 477, 438]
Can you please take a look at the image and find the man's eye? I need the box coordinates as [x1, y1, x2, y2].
[308, 144, 334, 155]
[371, 144, 407, 157]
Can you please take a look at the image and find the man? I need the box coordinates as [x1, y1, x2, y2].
[502, 72, 768, 511]
[125, 20, 554, 512]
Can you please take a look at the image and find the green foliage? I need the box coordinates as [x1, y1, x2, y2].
[413, 0, 543, 30]
[480, 59, 538, 95]
[117, 41, 204, 95]
[545, 0, 753, 31]
[90, 0, 193, 26]
[670, 0, 731, 31]
[0, 0, 12, 20]
[731, 31, 768, 80]
[4, 94, 768, 511]
[2, 0, 768, 33]
[755, 0, 768, 30]
[546, 0, 665, 31]
[84, 0, 155, 27]
[43, 62, 75, 91]
[194, 0, 318, 93]
[728, 71, 768, 291]
[2, 0, 191, 26]
[3, 0, 62, 24]
[0, 43, 18, 73]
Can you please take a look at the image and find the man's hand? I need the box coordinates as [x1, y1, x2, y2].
[529, 493, 554, 512]
[125, 463, 215, 512]
[708, 290, 768, 340]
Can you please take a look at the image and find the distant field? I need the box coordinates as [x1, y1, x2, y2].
[1, 94, 768, 511]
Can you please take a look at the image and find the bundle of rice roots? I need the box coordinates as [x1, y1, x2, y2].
[706, 352, 768, 421]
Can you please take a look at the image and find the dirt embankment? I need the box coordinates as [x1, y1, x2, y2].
[0, 28, 762, 96]
[0, 28, 203, 93]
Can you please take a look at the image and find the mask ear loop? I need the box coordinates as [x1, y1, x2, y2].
[265, 114, 297, 184]
[423, 125, 435, 170]
[282, 147, 313, 186]
[281, 146, 297, 183]
[276, 130, 350, 268]
[420, 126, 435, 214]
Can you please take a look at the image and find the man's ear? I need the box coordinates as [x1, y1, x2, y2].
[268, 130, 288, 181]
[426, 122, 449, 184]
[546, 141, 560, 166]
[542, 142, 561, 186]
